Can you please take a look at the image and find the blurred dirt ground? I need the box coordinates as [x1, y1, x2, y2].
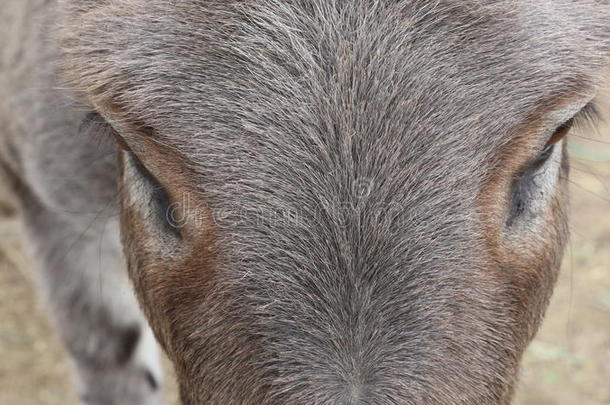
[1, 103, 610, 405]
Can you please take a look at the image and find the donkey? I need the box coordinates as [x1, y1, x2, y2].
[1, 0, 609, 404]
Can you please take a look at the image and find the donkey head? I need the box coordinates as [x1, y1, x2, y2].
[60, 1, 610, 403]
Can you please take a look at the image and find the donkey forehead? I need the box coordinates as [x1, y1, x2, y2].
[68, 0, 610, 155]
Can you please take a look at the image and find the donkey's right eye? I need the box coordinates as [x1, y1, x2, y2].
[124, 151, 182, 239]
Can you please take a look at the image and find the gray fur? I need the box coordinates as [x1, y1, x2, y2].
[1, 0, 609, 404]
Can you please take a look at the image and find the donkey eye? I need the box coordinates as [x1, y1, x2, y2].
[532, 118, 573, 169]
[507, 116, 575, 225]
[125, 152, 182, 239]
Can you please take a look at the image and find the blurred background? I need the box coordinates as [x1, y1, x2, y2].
[1, 83, 609, 405]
